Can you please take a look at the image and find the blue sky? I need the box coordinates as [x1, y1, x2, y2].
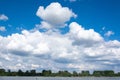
[1, 0, 120, 39]
[0, 0, 120, 72]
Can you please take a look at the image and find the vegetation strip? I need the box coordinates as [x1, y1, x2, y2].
[0, 69, 120, 77]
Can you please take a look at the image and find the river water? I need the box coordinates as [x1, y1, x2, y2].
[0, 77, 120, 80]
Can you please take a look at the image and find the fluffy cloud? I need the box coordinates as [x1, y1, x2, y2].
[36, 2, 77, 29]
[0, 2, 120, 72]
[0, 22, 120, 71]
[0, 14, 8, 21]
[104, 31, 114, 37]
[68, 22, 103, 47]
[0, 26, 6, 31]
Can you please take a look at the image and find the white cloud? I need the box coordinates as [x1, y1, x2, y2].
[104, 31, 114, 37]
[0, 26, 6, 31]
[0, 14, 8, 21]
[40, 21, 53, 29]
[0, 2, 120, 72]
[0, 22, 120, 71]
[68, 22, 103, 47]
[36, 2, 77, 29]
[31, 64, 40, 69]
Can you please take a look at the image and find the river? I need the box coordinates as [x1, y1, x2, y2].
[0, 77, 120, 80]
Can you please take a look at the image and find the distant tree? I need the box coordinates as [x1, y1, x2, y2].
[18, 69, 24, 76]
[30, 70, 36, 76]
[63, 71, 71, 77]
[0, 68, 119, 77]
[0, 69, 6, 76]
[48, 70, 52, 75]
[42, 70, 52, 76]
[11, 72, 17, 76]
[93, 71, 103, 77]
[81, 71, 90, 76]
[117, 72, 120, 76]
[103, 70, 114, 76]
[7, 69, 11, 76]
[57, 70, 71, 77]
[73, 71, 78, 76]
[25, 70, 30, 76]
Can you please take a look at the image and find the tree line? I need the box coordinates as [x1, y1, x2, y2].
[0, 68, 120, 77]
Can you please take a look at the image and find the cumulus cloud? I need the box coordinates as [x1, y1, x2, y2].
[68, 22, 103, 47]
[0, 14, 8, 21]
[0, 2, 120, 72]
[0, 26, 6, 31]
[104, 31, 114, 37]
[36, 2, 77, 29]
[0, 22, 120, 71]
[39, 21, 53, 29]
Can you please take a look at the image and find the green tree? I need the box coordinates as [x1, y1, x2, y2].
[93, 71, 103, 77]
[7, 69, 11, 76]
[81, 71, 90, 76]
[11, 72, 17, 76]
[42, 70, 52, 76]
[103, 70, 114, 76]
[73, 71, 78, 76]
[25, 70, 30, 76]
[30, 70, 36, 76]
[117, 72, 120, 76]
[18, 69, 24, 76]
[57, 70, 71, 77]
[0, 69, 6, 76]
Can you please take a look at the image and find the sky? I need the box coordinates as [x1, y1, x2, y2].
[0, 0, 120, 72]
